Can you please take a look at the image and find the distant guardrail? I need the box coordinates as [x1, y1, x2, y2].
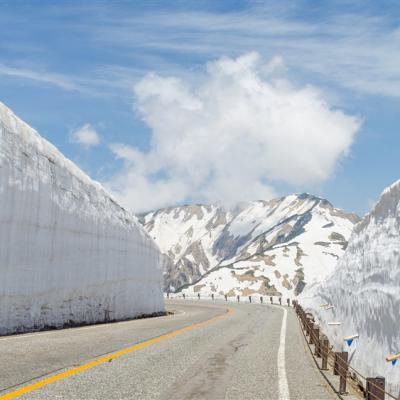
[165, 292, 292, 306]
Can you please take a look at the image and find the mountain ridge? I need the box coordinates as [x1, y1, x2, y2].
[140, 193, 359, 296]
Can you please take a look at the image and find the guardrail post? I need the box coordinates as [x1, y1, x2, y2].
[337, 351, 348, 394]
[237, 295, 240, 302]
[279, 297, 282, 305]
[260, 296, 263, 303]
[334, 352, 340, 375]
[249, 296, 252, 303]
[321, 335, 329, 370]
[313, 327, 320, 357]
[309, 323, 314, 344]
[287, 298, 290, 307]
[211, 293, 214, 301]
[366, 377, 385, 400]
[224, 294, 227, 301]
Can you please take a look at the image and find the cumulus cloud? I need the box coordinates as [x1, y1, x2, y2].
[106, 52, 361, 213]
[71, 123, 100, 147]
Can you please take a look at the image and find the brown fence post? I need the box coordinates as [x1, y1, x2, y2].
[334, 353, 339, 375]
[211, 293, 214, 301]
[198, 293, 200, 300]
[237, 295, 240, 302]
[366, 377, 385, 400]
[270, 296, 273, 304]
[287, 298, 290, 307]
[167, 292, 170, 299]
[309, 323, 314, 344]
[260, 296, 263, 304]
[249, 296, 252, 303]
[313, 327, 320, 357]
[336, 352, 348, 394]
[224, 294, 227, 301]
[321, 335, 329, 370]
[279, 297, 282, 305]
[183, 293, 185, 299]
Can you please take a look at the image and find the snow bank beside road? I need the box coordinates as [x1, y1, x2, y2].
[0, 102, 164, 335]
[299, 181, 400, 394]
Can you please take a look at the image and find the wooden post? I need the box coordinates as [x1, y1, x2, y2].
[336, 352, 348, 394]
[249, 296, 252, 303]
[366, 377, 385, 400]
[321, 336, 329, 370]
[198, 293, 200, 300]
[313, 327, 320, 357]
[237, 295, 240, 302]
[224, 294, 227, 301]
[279, 297, 282, 305]
[211, 293, 214, 301]
[309, 323, 314, 344]
[260, 296, 263, 303]
[270, 296, 273, 304]
[167, 292, 170, 299]
[183, 293, 185, 299]
[334, 353, 339, 375]
[287, 298, 290, 307]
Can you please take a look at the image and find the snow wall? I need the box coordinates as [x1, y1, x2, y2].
[300, 180, 400, 394]
[0, 102, 165, 335]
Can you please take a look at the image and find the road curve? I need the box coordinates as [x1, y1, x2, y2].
[0, 300, 336, 400]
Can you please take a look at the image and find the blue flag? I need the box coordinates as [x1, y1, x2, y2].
[392, 359, 397, 366]
[346, 338, 354, 346]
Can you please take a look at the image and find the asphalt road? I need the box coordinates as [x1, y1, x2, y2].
[0, 300, 337, 400]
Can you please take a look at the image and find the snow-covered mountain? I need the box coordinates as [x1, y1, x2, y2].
[0, 102, 164, 335]
[140, 195, 359, 297]
[299, 180, 400, 394]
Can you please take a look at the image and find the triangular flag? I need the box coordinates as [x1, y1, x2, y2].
[346, 338, 354, 346]
[392, 359, 397, 366]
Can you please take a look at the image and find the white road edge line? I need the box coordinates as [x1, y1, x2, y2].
[278, 307, 290, 400]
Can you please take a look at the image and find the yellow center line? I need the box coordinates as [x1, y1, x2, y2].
[0, 307, 235, 400]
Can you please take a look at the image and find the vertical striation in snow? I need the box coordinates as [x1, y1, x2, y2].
[0, 102, 165, 335]
[300, 180, 400, 394]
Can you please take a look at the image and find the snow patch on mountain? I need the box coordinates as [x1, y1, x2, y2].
[140, 194, 359, 298]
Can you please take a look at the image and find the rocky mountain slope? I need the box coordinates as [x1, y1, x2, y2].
[300, 180, 400, 394]
[140, 194, 359, 297]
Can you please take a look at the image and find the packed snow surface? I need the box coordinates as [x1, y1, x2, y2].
[300, 180, 400, 394]
[141, 195, 359, 298]
[0, 102, 164, 335]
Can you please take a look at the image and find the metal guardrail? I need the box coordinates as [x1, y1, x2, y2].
[166, 292, 292, 306]
[293, 301, 396, 400]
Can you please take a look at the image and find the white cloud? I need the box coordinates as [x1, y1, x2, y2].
[71, 123, 100, 147]
[106, 53, 361, 213]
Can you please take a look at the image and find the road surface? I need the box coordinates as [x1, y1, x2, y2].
[0, 300, 337, 399]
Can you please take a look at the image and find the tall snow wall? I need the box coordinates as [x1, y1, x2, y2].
[300, 180, 400, 394]
[0, 102, 165, 335]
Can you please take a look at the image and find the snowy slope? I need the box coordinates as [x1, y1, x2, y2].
[0, 102, 164, 335]
[140, 195, 359, 297]
[299, 180, 400, 394]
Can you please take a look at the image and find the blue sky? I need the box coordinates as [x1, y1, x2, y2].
[1, 0, 399, 215]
